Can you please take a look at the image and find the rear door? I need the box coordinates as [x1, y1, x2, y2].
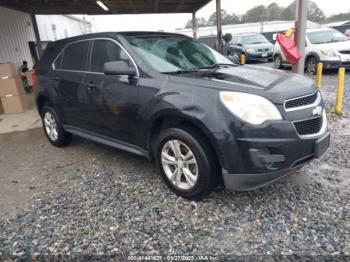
[52, 40, 91, 129]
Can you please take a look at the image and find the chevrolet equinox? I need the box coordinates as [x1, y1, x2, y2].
[36, 32, 330, 199]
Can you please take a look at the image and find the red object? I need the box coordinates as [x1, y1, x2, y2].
[276, 32, 301, 65]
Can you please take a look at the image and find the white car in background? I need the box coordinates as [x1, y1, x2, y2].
[273, 28, 350, 74]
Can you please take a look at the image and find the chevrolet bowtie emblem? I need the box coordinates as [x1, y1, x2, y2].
[313, 106, 323, 116]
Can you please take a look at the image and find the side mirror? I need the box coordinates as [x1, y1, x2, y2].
[104, 61, 137, 76]
[223, 33, 232, 43]
[237, 43, 243, 47]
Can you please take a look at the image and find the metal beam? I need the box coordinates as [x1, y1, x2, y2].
[293, 0, 308, 74]
[216, 0, 223, 53]
[30, 13, 43, 60]
[192, 12, 198, 39]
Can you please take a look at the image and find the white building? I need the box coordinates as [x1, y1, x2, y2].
[175, 20, 320, 38]
[0, 6, 92, 69]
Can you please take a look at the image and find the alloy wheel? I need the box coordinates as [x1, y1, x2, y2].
[307, 58, 317, 75]
[161, 139, 198, 190]
[44, 111, 59, 141]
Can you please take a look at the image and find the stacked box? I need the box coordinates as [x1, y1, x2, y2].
[0, 62, 28, 114]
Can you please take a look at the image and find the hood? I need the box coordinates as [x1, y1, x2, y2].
[170, 65, 316, 104]
[313, 40, 350, 51]
[243, 42, 274, 50]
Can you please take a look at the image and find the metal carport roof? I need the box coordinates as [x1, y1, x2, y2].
[0, 0, 211, 14]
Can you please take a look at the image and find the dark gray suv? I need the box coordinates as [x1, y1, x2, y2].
[36, 32, 330, 199]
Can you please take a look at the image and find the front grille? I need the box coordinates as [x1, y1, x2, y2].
[339, 50, 350, 54]
[294, 116, 323, 135]
[285, 92, 318, 109]
[257, 48, 269, 52]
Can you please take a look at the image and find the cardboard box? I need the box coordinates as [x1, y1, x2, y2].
[25, 70, 37, 87]
[0, 63, 18, 79]
[0, 76, 25, 97]
[1, 94, 28, 114]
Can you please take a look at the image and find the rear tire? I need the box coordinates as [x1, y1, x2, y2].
[155, 127, 219, 199]
[41, 105, 72, 147]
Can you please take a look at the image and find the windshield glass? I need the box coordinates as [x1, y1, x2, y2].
[126, 35, 233, 73]
[241, 35, 269, 44]
[307, 30, 348, 44]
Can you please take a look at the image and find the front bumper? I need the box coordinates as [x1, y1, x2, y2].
[246, 52, 273, 61]
[321, 59, 350, 69]
[223, 132, 330, 191]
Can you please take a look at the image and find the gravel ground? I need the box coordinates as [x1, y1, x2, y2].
[0, 66, 349, 259]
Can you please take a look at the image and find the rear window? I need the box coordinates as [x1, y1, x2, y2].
[61, 41, 90, 71]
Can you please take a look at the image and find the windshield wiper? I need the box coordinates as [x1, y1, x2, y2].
[163, 69, 200, 74]
[200, 63, 236, 70]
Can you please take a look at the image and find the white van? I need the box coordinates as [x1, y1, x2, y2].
[273, 28, 350, 74]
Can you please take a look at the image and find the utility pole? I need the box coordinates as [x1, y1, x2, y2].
[293, 0, 308, 74]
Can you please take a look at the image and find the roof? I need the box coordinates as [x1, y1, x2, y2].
[0, 0, 211, 15]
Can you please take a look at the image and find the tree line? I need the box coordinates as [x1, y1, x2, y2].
[185, 1, 349, 28]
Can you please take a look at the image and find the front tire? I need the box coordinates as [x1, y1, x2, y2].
[274, 54, 283, 69]
[306, 56, 318, 75]
[155, 127, 218, 199]
[41, 105, 72, 147]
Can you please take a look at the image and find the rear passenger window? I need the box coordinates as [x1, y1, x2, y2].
[90, 40, 132, 73]
[61, 41, 90, 71]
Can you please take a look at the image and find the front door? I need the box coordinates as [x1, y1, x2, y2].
[83, 39, 140, 145]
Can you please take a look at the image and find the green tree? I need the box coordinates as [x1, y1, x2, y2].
[185, 17, 208, 28]
[281, 1, 326, 23]
[326, 12, 350, 23]
[244, 5, 267, 23]
[265, 2, 283, 21]
[208, 9, 241, 25]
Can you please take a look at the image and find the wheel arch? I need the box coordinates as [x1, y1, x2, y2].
[147, 113, 223, 173]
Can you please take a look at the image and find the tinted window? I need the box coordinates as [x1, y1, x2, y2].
[241, 35, 269, 44]
[90, 40, 132, 73]
[230, 36, 238, 44]
[61, 41, 90, 71]
[53, 52, 63, 69]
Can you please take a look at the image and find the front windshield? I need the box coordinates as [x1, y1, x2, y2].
[307, 30, 348, 44]
[241, 35, 269, 44]
[126, 35, 233, 73]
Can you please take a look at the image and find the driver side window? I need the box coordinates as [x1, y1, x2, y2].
[90, 39, 133, 73]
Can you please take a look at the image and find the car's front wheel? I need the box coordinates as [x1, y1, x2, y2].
[155, 127, 218, 199]
[41, 105, 72, 147]
[274, 54, 283, 69]
[306, 56, 318, 75]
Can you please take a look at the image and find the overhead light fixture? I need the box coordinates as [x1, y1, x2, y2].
[96, 1, 109, 11]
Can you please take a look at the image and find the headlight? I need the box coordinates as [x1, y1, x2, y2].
[245, 48, 255, 54]
[320, 49, 336, 57]
[219, 91, 282, 125]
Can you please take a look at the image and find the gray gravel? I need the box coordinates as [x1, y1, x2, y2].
[0, 67, 349, 258]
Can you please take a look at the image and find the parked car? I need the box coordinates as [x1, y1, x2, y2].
[223, 33, 274, 62]
[273, 28, 350, 74]
[36, 32, 330, 199]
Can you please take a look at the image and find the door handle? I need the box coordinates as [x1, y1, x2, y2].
[87, 82, 96, 90]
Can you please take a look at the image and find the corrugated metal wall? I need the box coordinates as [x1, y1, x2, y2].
[0, 6, 36, 69]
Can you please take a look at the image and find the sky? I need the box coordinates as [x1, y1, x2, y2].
[88, 0, 350, 32]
